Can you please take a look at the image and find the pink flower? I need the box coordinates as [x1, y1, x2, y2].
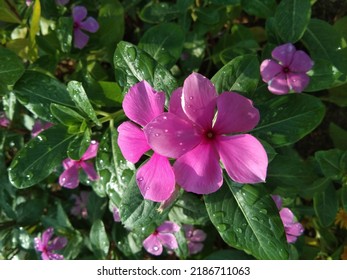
[0, 112, 10, 128]
[113, 206, 121, 222]
[31, 119, 53, 138]
[34, 227, 67, 260]
[72, 6, 99, 49]
[59, 140, 99, 188]
[25, 0, 32, 6]
[183, 225, 206, 255]
[144, 73, 268, 194]
[260, 43, 314, 95]
[272, 195, 304, 243]
[70, 191, 89, 219]
[117, 81, 175, 202]
[143, 221, 180, 256]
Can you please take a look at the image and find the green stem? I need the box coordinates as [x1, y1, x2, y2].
[98, 110, 125, 125]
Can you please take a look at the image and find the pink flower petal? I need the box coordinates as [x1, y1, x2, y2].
[286, 234, 299, 244]
[144, 112, 202, 159]
[80, 17, 99, 33]
[59, 164, 80, 188]
[81, 141, 99, 160]
[80, 161, 99, 181]
[174, 140, 223, 194]
[117, 121, 150, 163]
[216, 134, 268, 184]
[74, 28, 89, 49]
[48, 237, 68, 251]
[143, 234, 163, 256]
[213, 92, 260, 134]
[169, 87, 190, 121]
[268, 73, 290, 95]
[157, 233, 178, 250]
[62, 158, 76, 169]
[72, 6, 87, 22]
[188, 242, 204, 255]
[287, 72, 310, 93]
[157, 221, 180, 233]
[136, 153, 175, 202]
[271, 43, 296, 66]
[182, 73, 217, 130]
[271, 195, 283, 210]
[41, 228, 54, 247]
[279, 208, 295, 225]
[260, 59, 283, 82]
[289, 50, 314, 73]
[190, 229, 207, 242]
[47, 253, 64, 260]
[123, 81, 165, 127]
[285, 222, 304, 237]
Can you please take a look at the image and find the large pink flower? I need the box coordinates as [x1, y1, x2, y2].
[143, 221, 180, 256]
[260, 43, 314, 95]
[59, 141, 99, 188]
[117, 81, 175, 202]
[144, 73, 268, 194]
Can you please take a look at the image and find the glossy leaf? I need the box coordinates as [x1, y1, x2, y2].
[50, 103, 85, 126]
[252, 94, 325, 147]
[139, 23, 185, 68]
[241, 0, 276, 18]
[67, 129, 91, 160]
[211, 54, 260, 94]
[274, 0, 311, 43]
[139, 2, 179, 23]
[0, 0, 21, 23]
[13, 71, 75, 123]
[67, 81, 101, 126]
[205, 178, 289, 260]
[56, 17, 73, 53]
[8, 125, 74, 188]
[90, 219, 110, 259]
[96, 126, 135, 205]
[315, 149, 347, 181]
[0, 47, 25, 86]
[313, 181, 338, 227]
[329, 123, 347, 150]
[113, 41, 178, 97]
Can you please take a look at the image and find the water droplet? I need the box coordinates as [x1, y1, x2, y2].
[25, 173, 33, 180]
[189, 96, 194, 100]
[146, 186, 150, 190]
[216, 223, 229, 232]
[213, 211, 225, 219]
[162, 116, 167, 120]
[236, 227, 243, 233]
[259, 209, 268, 214]
[251, 216, 259, 222]
[91, 140, 97, 145]
[164, 129, 168, 133]
[137, 177, 144, 182]
[127, 47, 137, 61]
[179, 142, 183, 146]
[155, 133, 160, 137]
[153, 246, 159, 251]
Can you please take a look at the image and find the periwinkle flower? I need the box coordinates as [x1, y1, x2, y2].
[145, 72, 268, 195]
[70, 191, 89, 219]
[272, 195, 304, 243]
[34, 227, 67, 260]
[0, 112, 10, 128]
[59, 140, 99, 188]
[183, 225, 206, 255]
[72, 6, 99, 49]
[117, 81, 175, 202]
[143, 221, 180, 256]
[31, 119, 53, 138]
[113, 206, 121, 222]
[260, 43, 314, 95]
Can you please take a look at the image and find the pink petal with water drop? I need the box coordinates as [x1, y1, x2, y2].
[169, 87, 190, 121]
[157, 233, 178, 250]
[59, 164, 80, 188]
[81, 141, 99, 160]
[287, 72, 310, 93]
[143, 234, 163, 256]
[80, 161, 99, 181]
[271, 43, 296, 66]
[157, 221, 180, 233]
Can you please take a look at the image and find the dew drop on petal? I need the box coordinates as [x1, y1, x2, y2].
[137, 177, 144, 182]
[155, 133, 160, 137]
[153, 246, 159, 251]
[189, 96, 194, 100]
[164, 129, 168, 133]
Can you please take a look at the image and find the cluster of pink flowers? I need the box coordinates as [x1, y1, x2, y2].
[118, 72, 268, 202]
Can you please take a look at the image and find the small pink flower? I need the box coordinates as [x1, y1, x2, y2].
[26, 0, 33, 6]
[34, 227, 67, 260]
[183, 225, 206, 255]
[117, 81, 175, 202]
[59, 141, 99, 189]
[260, 43, 314, 95]
[0, 112, 10, 128]
[143, 221, 180, 256]
[113, 206, 121, 222]
[31, 119, 54, 138]
[70, 191, 89, 219]
[72, 6, 99, 49]
[144, 72, 268, 194]
[272, 195, 304, 243]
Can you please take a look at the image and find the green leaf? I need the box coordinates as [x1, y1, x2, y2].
[56, 17, 73, 53]
[114, 41, 178, 97]
[326, 83, 347, 107]
[96, 126, 135, 204]
[0, 47, 25, 86]
[16, 199, 44, 226]
[342, 185, 347, 212]
[315, 149, 347, 181]
[67, 81, 101, 126]
[139, 23, 185, 68]
[67, 129, 91, 160]
[241, 0, 276, 18]
[329, 123, 347, 150]
[252, 94, 325, 147]
[313, 181, 338, 227]
[87, 192, 108, 223]
[274, 0, 311, 43]
[0, 0, 21, 23]
[50, 103, 85, 126]
[302, 19, 347, 75]
[205, 249, 255, 260]
[90, 219, 110, 259]
[13, 71, 75, 123]
[139, 2, 179, 24]
[211, 54, 260, 94]
[205, 179, 289, 260]
[8, 125, 74, 188]
[119, 174, 169, 232]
